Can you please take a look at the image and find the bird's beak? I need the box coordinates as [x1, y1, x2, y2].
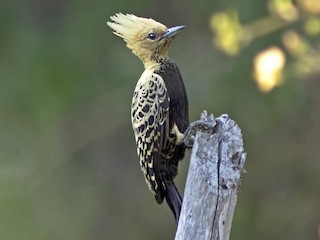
[163, 25, 185, 39]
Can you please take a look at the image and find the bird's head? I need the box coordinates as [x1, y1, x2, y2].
[107, 13, 185, 69]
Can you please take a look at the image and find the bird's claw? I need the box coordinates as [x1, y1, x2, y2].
[183, 111, 216, 148]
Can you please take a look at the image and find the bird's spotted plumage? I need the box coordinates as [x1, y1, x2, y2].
[107, 13, 188, 224]
[131, 70, 170, 202]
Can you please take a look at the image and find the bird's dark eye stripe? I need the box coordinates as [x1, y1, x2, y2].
[147, 33, 157, 40]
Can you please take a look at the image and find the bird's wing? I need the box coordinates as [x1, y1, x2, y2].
[131, 73, 170, 203]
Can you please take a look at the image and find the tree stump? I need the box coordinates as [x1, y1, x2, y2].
[175, 111, 247, 240]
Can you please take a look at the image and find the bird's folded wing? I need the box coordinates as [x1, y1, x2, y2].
[131, 73, 170, 200]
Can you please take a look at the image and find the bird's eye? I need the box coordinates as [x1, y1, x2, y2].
[147, 33, 158, 40]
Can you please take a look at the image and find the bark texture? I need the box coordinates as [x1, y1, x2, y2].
[175, 111, 247, 240]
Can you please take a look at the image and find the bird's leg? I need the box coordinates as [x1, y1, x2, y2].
[171, 124, 185, 145]
[183, 111, 216, 148]
[183, 121, 215, 148]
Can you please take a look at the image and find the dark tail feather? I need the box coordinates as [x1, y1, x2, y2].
[163, 178, 182, 226]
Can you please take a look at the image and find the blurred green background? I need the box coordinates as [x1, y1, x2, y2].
[1, 0, 320, 239]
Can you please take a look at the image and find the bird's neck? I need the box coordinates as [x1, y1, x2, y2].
[132, 44, 170, 70]
[142, 55, 170, 71]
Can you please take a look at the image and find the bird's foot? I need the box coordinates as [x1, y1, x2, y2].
[183, 111, 216, 148]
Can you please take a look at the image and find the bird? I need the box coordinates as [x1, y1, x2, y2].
[107, 13, 189, 224]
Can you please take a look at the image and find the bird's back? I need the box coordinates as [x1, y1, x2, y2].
[156, 59, 189, 163]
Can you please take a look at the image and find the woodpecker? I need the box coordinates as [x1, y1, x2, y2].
[107, 13, 188, 224]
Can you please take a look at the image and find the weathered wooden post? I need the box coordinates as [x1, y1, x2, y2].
[175, 111, 247, 240]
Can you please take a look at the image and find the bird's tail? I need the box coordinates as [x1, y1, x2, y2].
[163, 177, 182, 226]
